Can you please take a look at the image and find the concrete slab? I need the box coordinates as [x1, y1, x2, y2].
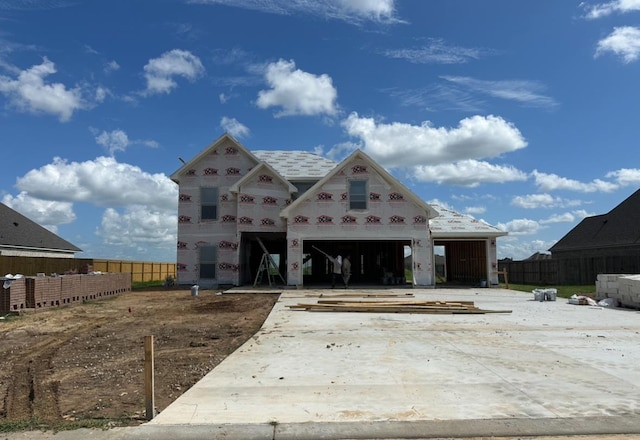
[130, 288, 640, 439]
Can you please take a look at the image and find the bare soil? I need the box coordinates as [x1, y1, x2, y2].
[0, 288, 279, 427]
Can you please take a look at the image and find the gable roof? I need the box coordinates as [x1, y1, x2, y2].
[281, 149, 439, 219]
[229, 161, 297, 194]
[550, 188, 640, 252]
[429, 205, 507, 238]
[0, 203, 82, 253]
[170, 133, 260, 184]
[253, 150, 337, 180]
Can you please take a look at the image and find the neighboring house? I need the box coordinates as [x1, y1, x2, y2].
[170, 134, 507, 288]
[550, 188, 640, 284]
[0, 203, 82, 258]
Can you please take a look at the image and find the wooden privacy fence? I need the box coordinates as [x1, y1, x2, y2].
[0, 256, 176, 283]
[91, 260, 176, 283]
[498, 259, 558, 285]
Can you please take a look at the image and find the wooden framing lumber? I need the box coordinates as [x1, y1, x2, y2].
[288, 299, 511, 314]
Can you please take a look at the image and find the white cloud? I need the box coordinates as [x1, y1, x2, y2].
[186, 0, 401, 24]
[326, 141, 360, 161]
[511, 193, 585, 209]
[220, 116, 250, 138]
[95, 129, 129, 156]
[92, 129, 159, 156]
[2, 191, 76, 233]
[15, 156, 177, 211]
[464, 206, 486, 215]
[512, 193, 560, 209]
[342, 112, 527, 167]
[97, 206, 177, 249]
[582, 0, 640, 19]
[105, 60, 120, 73]
[532, 170, 618, 193]
[606, 168, 640, 185]
[381, 39, 492, 64]
[412, 160, 528, 187]
[595, 26, 640, 63]
[498, 238, 556, 260]
[384, 84, 484, 113]
[143, 49, 205, 95]
[0, 57, 87, 121]
[539, 209, 592, 225]
[539, 212, 576, 224]
[442, 76, 559, 109]
[256, 59, 338, 117]
[496, 218, 542, 236]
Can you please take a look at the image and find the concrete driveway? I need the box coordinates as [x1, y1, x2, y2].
[131, 287, 640, 439]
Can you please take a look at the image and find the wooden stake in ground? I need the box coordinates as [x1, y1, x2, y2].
[144, 335, 155, 420]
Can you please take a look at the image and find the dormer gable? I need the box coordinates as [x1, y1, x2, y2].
[170, 133, 261, 184]
[229, 161, 297, 195]
[281, 149, 439, 220]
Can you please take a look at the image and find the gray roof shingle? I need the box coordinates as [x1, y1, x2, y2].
[0, 203, 81, 253]
[252, 150, 337, 180]
[550, 188, 640, 252]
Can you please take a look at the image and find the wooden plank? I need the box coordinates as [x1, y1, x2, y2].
[288, 298, 511, 314]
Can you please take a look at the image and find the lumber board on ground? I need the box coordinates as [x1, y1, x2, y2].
[315, 293, 415, 298]
[288, 299, 511, 314]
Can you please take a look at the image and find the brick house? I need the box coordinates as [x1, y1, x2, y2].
[0, 202, 81, 258]
[550, 188, 640, 284]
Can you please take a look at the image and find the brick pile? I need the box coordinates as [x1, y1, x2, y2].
[61, 275, 82, 304]
[0, 277, 26, 313]
[1, 273, 132, 313]
[28, 276, 62, 308]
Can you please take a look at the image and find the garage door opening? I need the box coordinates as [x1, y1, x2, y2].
[303, 240, 411, 287]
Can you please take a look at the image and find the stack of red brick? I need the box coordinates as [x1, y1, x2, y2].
[0, 273, 132, 313]
[0, 277, 27, 312]
[28, 276, 62, 308]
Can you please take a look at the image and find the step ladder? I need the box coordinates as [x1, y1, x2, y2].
[253, 237, 286, 287]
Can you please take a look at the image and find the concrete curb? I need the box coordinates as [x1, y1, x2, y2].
[131, 416, 640, 439]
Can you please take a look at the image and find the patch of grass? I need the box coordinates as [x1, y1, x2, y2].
[0, 313, 20, 323]
[132, 280, 165, 290]
[0, 416, 140, 434]
[0, 418, 47, 433]
[503, 283, 596, 299]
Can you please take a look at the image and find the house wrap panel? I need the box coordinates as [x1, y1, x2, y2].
[285, 158, 434, 286]
[176, 140, 258, 287]
[235, 169, 290, 232]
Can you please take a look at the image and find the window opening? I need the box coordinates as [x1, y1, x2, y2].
[201, 187, 218, 220]
[199, 245, 217, 278]
[349, 180, 367, 210]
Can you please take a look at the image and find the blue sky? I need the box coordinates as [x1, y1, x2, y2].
[1, 0, 640, 263]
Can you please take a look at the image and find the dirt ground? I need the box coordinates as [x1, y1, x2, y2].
[0, 288, 279, 427]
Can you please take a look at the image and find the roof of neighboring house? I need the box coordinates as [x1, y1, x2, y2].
[429, 205, 507, 238]
[550, 188, 640, 252]
[0, 203, 82, 253]
[253, 150, 337, 180]
[524, 252, 552, 261]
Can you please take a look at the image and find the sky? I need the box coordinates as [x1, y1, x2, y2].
[1, 0, 640, 263]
